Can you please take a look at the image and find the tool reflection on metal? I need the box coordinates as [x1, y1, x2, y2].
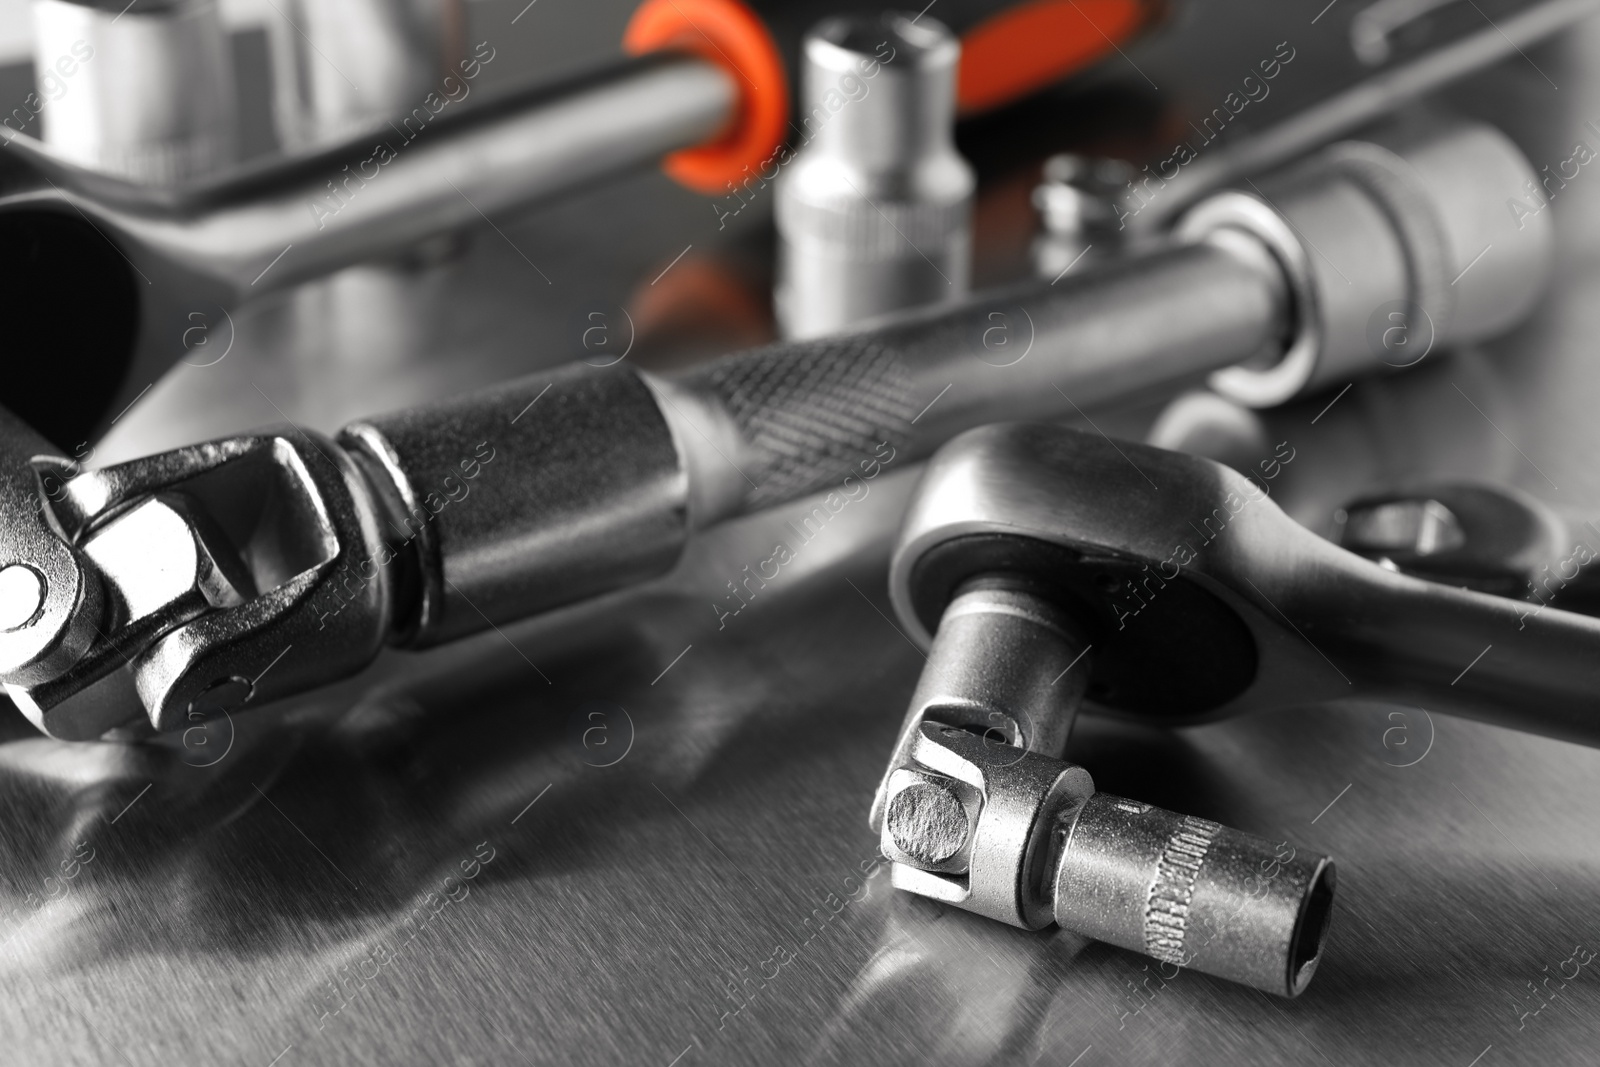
[0, 120, 1553, 739]
[775, 12, 974, 337]
[870, 580, 1335, 998]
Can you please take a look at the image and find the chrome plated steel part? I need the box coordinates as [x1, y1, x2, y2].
[1, 421, 390, 740]
[1053, 793, 1335, 997]
[268, 0, 465, 150]
[889, 423, 1600, 747]
[871, 579, 1335, 996]
[0, 46, 737, 447]
[1175, 120, 1550, 406]
[33, 0, 237, 183]
[1032, 154, 1135, 280]
[1124, 0, 1600, 230]
[0, 121, 1559, 735]
[775, 12, 974, 337]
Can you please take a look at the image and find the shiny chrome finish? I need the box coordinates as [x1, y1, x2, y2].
[1124, 0, 1600, 230]
[1031, 154, 1135, 280]
[33, 0, 237, 182]
[268, 0, 465, 150]
[1053, 793, 1336, 997]
[1177, 120, 1550, 406]
[0, 122, 1559, 735]
[870, 579, 1336, 996]
[0, 47, 738, 446]
[890, 423, 1600, 747]
[775, 13, 974, 338]
[0, 401, 390, 740]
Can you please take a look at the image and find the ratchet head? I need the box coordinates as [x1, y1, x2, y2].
[889, 423, 1600, 746]
[0, 403, 391, 740]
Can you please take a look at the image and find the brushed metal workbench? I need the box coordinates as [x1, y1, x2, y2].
[4, 1, 1600, 1063]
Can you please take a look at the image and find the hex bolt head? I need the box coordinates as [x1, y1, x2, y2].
[885, 777, 969, 865]
[0, 564, 44, 632]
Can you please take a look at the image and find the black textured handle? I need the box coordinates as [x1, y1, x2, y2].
[677, 241, 1284, 515]
[683, 327, 931, 510]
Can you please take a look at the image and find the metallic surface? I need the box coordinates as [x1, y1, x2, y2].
[6, 6, 1600, 1065]
[33, 0, 237, 182]
[1124, 0, 1600, 229]
[0, 122, 1549, 736]
[1031, 154, 1134, 279]
[1335, 482, 1569, 598]
[1180, 120, 1552, 405]
[1053, 792, 1336, 997]
[869, 581, 1088, 829]
[268, 0, 465, 150]
[0, 46, 738, 444]
[884, 722, 1094, 931]
[871, 578, 1334, 996]
[774, 13, 974, 337]
[4, 428, 392, 740]
[888, 422, 1600, 747]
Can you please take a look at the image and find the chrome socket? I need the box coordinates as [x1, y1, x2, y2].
[775, 12, 974, 338]
[872, 577, 1336, 996]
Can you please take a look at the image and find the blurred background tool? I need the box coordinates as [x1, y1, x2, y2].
[0, 117, 1553, 738]
[0, 0, 1167, 450]
[5, 0, 1589, 453]
[32, 0, 237, 182]
[774, 12, 974, 337]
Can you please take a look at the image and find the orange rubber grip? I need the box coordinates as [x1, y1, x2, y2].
[958, 0, 1153, 114]
[623, 0, 790, 196]
[623, 0, 1155, 195]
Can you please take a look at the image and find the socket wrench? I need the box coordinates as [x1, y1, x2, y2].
[0, 120, 1553, 739]
[866, 421, 1600, 994]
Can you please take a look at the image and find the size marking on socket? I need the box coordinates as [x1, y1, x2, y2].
[1145, 815, 1222, 965]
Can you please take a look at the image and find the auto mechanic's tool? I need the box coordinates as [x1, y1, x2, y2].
[33, 0, 237, 182]
[775, 13, 974, 338]
[1, 0, 1167, 451]
[871, 583, 1335, 995]
[1031, 153, 1134, 280]
[0, 119, 1552, 740]
[1334, 482, 1600, 615]
[882, 422, 1600, 751]
[867, 419, 1600, 991]
[2, 0, 785, 451]
[266, 0, 466, 151]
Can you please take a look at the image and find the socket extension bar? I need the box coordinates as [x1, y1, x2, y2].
[0, 120, 1552, 739]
